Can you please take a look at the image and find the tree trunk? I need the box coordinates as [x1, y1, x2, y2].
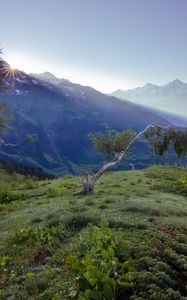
[78, 124, 167, 195]
[79, 151, 124, 194]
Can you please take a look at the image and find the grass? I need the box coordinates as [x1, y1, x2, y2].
[0, 165, 187, 299]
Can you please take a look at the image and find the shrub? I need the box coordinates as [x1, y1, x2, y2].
[0, 185, 27, 203]
[8, 224, 64, 247]
[67, 223, 136, 299]
[46, 186, 65, 197]
[23, 178, 37, 189]
[46, 186, 60, 197]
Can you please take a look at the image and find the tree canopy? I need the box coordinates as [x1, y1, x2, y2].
[144, 125, 187, 158]
[89, 127, 136, 157]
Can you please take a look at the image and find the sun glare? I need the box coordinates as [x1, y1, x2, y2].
[4, 52, 47, 74]
[3, 52, 135, 92]
[5, 53, 25, 71]
[9, 65, 16, 71]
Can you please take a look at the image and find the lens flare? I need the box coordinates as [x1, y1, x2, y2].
[0, 62, 24, 90]
[4, 64, 20, 78]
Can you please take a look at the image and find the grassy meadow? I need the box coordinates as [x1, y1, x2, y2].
[0, 165, 187, 299]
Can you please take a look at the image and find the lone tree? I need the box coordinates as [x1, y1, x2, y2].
[79, 125, 187, 194]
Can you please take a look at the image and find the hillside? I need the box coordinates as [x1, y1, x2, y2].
[0, 67, 173, 175]
[112, 79, 187, 120]
[0, 165, 187, 299]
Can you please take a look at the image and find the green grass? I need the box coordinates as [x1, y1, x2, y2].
[0, 165, 187, 299]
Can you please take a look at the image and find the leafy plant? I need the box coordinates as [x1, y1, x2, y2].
[67, 223, 136, 299]
[9, 224, 65, 247]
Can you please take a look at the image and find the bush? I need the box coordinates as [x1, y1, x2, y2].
[46, 186, 59, 197]
[46, 186, 65, 198]
[9, 224, 64, 246]
[23, 178, 37, 189]
[0, 185, 27, 203]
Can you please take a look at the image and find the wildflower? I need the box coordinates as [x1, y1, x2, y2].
[112, 261, 117, 267]
[113, 271, 118, 279]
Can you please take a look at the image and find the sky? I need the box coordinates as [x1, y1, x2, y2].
[0, 0, 187, 93]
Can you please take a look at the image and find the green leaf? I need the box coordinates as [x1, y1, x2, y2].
[103, 284, 113, 300]
[115, 246, 129, 257]
[84, 272, 97, 286]
[26, 272, 35, 279]
[117, 281, 131, 288]
[102, 276, 115, 286]
[79, 292, 89, 300]
[0, 256, 9, 267]
[66, 255, 80, 270]
[85, 290, 103, 300]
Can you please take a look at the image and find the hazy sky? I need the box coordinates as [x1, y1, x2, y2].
[0, 0, 187, 92]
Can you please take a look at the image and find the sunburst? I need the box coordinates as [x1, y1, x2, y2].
[2, 63, 23, 84]
[4, 64, 20, 77]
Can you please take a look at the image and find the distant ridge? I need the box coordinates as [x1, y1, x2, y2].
[31, 73, 187, 127]
[30, 72, 70, 85]
[111, 79, 187, 118]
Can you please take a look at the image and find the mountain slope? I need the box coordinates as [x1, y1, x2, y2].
[0, 68, 172, 175]
[1, 166, 187, 299]
[112, 79, 187, 118]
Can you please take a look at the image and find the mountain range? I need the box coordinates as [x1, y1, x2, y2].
[112, 79, 187, 119]
[0, 69, 185, 175]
